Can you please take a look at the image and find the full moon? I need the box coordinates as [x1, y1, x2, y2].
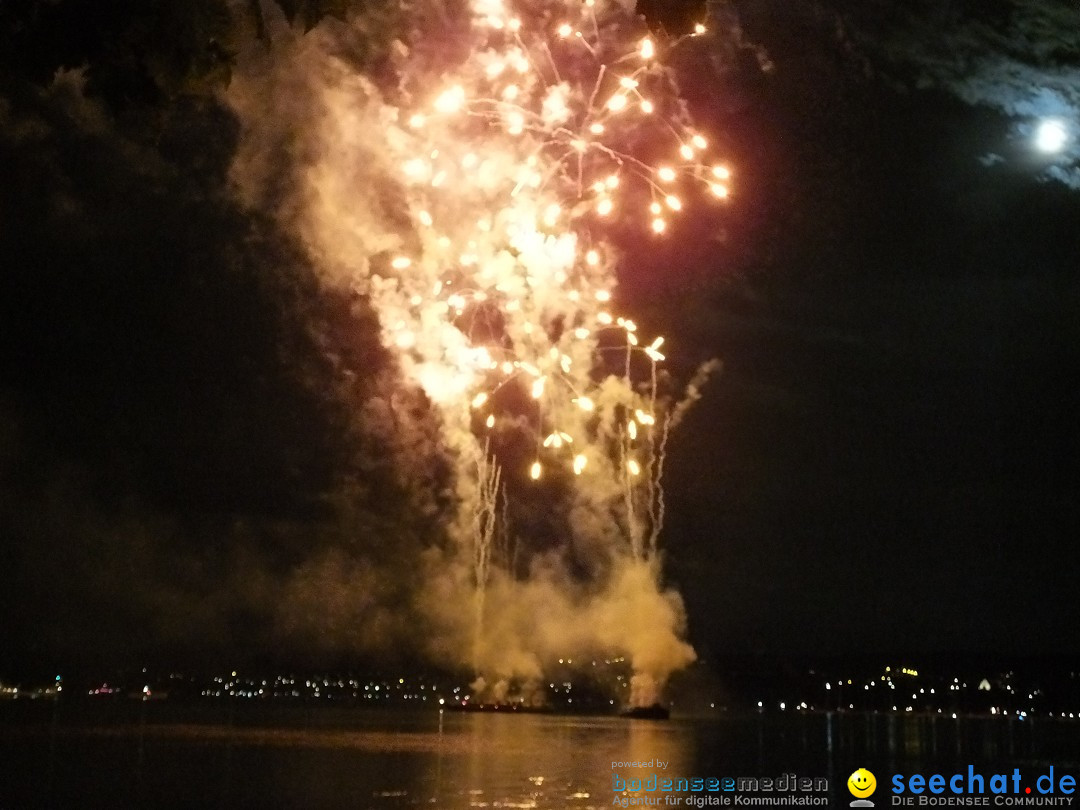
[1034, 119, 1069, 154]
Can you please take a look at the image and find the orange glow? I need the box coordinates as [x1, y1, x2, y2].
[365, 0, 730, 498]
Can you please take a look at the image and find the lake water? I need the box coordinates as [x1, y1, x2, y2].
[1, 703, 1076, 808]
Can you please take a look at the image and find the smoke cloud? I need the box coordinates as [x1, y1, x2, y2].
[223, 0, 719, 703]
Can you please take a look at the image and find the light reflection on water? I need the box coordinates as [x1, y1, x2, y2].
[0, 706, 1076, 808]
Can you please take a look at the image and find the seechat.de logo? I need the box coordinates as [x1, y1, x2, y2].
[849, 768, 878, 808]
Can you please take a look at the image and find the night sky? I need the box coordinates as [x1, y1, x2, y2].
[1, 0, 1079, 675]
[662, 0, 1080, 658]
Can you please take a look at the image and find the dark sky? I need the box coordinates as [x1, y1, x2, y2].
[660, 0, 1080, 658]
[1, 0, 1079, 674]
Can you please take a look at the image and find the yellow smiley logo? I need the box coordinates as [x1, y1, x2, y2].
[848, 768, 877, 799]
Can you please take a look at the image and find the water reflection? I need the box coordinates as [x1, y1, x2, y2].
[0, 706, 1076, 809]
[431, 713, 696, 809]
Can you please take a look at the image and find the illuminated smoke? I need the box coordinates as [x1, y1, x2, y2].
[228, 0, 728, 706]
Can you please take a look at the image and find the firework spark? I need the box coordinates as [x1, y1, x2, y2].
[362, 0, 728, 701]
[229, 0, 728, 707]
[381, 1, 724, 503]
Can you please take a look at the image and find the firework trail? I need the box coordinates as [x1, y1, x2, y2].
[230, 0, 729, 707]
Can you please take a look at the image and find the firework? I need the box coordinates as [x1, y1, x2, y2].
[374, 0, 726, 555]
[232, 0, 731, 703]
[345, 0, 730, 700]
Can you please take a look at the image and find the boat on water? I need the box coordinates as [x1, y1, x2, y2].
[619, 703, 670, 720]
